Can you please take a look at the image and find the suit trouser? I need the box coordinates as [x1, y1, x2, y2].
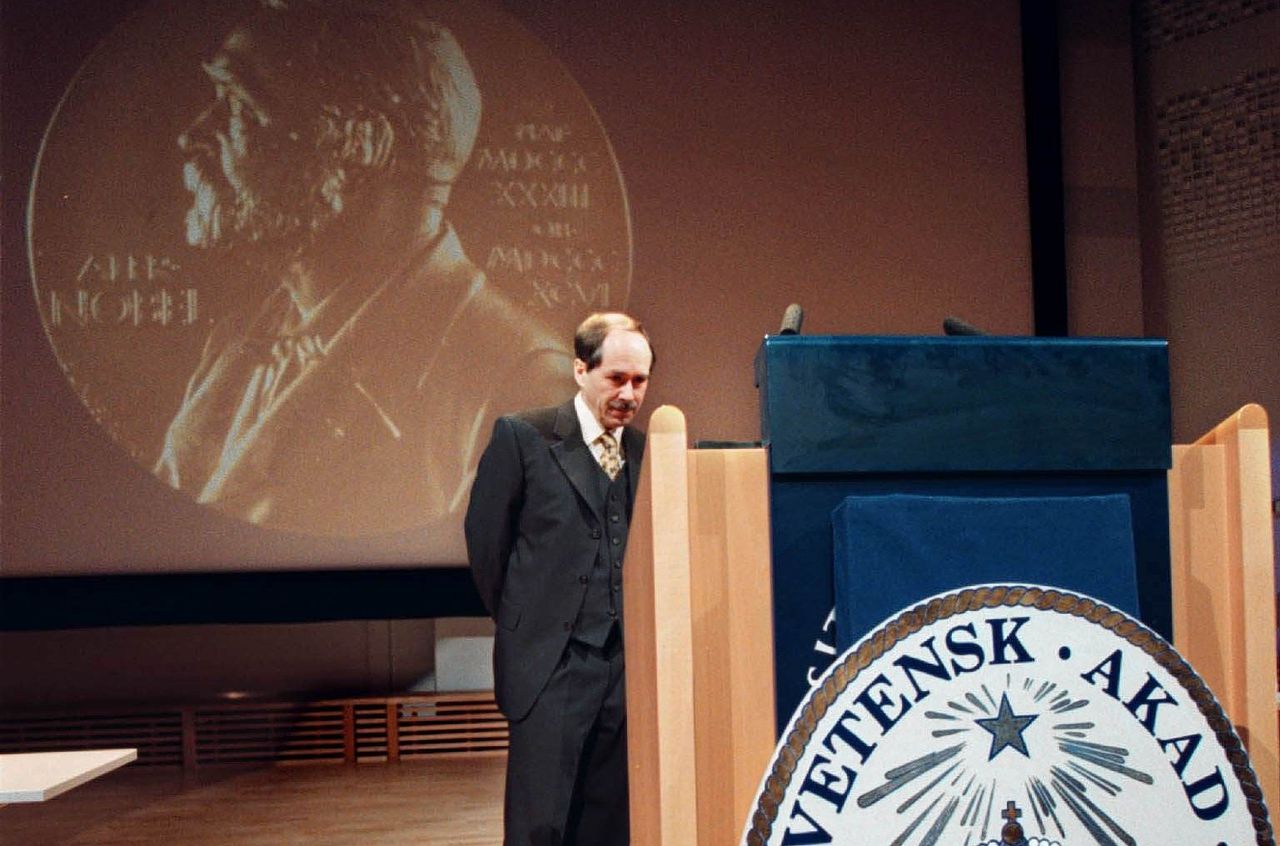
[504, 634, 628, 846]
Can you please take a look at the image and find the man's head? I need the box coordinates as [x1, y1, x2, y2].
[574, 312, 655, 430]
[179, 0, 481, 252]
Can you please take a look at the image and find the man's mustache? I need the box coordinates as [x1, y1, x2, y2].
[608, 399, 637, 412]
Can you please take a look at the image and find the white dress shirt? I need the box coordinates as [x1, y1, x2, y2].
[574, 392, 625, 469]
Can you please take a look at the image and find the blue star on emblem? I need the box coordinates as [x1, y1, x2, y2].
[975, 693, 1038, 761]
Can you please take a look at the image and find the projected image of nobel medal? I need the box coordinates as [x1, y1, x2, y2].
[28, 0, 632, 538]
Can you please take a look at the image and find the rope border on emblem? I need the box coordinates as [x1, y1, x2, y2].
[744, 585, 1275, 846]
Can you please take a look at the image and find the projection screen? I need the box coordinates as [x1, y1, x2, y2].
[2, 0, 631, 575]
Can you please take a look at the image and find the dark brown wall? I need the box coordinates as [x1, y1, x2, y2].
[1131, 0, 1280, 443]
[513, 0, 1035, 372]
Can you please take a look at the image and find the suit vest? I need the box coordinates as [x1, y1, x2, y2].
[571, 458, 633, 647]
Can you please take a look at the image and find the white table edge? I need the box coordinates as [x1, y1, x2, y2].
[0, 748, 138, 803]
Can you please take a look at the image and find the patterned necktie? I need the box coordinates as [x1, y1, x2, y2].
[596, 431, 621, 480]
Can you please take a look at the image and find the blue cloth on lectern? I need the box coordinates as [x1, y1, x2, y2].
[832, 494, 1139, 652]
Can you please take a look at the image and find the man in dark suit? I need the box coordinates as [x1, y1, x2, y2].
[466, 312, 655, 846]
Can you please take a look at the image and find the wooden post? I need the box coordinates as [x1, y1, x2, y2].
[624, 406, 698, 843]
[181, 707, 197, 772]
[688, 446, 776, 844]
[624, 405, 776, 844]
[342, 703, 356, 763]
[1168, 403, 1277, 811]
[385, 702, 400, 763]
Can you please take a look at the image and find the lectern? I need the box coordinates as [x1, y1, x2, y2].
[621, 337, 1277, 840]
[755, 334, 1174, 731]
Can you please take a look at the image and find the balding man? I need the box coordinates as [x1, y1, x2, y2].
[467, 312, 655, 845]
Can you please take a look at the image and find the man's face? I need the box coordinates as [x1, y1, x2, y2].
[575, 329, 653, 430]
[178, 29, 331, 250]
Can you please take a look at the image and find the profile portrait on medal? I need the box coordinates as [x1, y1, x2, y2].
[151, 0, 573, 536]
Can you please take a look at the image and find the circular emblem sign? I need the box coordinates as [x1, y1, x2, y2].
[746, 586, 1273, 846]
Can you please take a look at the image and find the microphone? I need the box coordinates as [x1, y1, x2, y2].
[942, 315, 986, 336]
[779, 303, 804, 335]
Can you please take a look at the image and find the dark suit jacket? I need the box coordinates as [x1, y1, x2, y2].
[465, 399, 645, 721]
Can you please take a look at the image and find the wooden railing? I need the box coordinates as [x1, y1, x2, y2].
[0, 692, 506, 770]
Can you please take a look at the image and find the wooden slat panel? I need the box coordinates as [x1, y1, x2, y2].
[718, 449, 776, 838]
[624, 405, 699, 845]
[687, 447, 776, 844]
[1169, 445, 1238, 705]
[0, 712, 184, 766]
[0, 692, 507, 769]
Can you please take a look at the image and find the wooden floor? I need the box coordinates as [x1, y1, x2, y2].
[1, 754, 506, 846]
